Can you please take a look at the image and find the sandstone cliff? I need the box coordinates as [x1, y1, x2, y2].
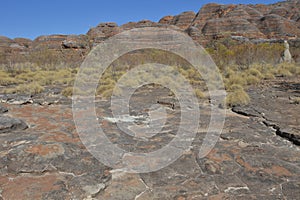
[0, 0, 300, 65]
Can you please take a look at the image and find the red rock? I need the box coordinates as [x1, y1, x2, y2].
[186, 26, 202, 41]
[0, 174, 66, 200]
[223, 6, 251, 19]
[192, 3, 225, 30]
[170, 11, 196, 30]
[257, 14, 300, 38]
[202, 18, 264, 38]
[13, 38, 32, 48]
[252, 4, 271, 15]
[87, 22, 121, 42]
[32, 34, 68, 50]
[242, 5, 264, 23]
[121, 20, 179, 30]
[25, 144, 65, 158]
[1, 0, 300, 65]
[0, 36, 14, 47]
[121, 22, 138, 30]
[159, 15, 174, 25]
[62, 34, 89, 49]
[270, 6, 289, 18]
[134, 20, 157, 28]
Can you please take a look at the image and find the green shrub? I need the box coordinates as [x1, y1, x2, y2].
[207, 39, 285, 69]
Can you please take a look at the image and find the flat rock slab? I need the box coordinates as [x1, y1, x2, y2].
[0, 104, 8, 114]
[0, 116, 28, 133]
[0, 77, 299, 199]
[232, 77, 300, 145]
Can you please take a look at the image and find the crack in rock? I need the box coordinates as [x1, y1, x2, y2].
[263, 121, 300, 146]
[231, 107, 300, 146]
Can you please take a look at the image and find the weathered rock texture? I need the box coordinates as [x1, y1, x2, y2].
[232, 77, 300, 145]
[0, 116, 28, 133]
[0, 77, 299, 199]
[280, 40, 293, 62]
[1, 0, 300, 65]
[0, 104, 8, 114]
[0, 104, 28, 133]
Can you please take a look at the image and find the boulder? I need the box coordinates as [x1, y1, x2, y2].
[134, 20, 157, 28]
[62, 34, 89, 49]
[87, 22, 120, 42]
[121, 22, 138, 30]
[280, 40, 293, 63]
[13, 38, 32, 48]
[158, 15, 174, 25]
[32, 34, 68, 50]
[0, 104, 8, 114]
[0, 116, 28, 133]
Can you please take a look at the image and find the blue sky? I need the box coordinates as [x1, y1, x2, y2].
[1, 0, 280, 40]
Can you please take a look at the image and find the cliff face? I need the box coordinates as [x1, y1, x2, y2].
[0, 0, 300, 65]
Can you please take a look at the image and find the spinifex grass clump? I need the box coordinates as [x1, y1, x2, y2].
[0, 70, 21, 86]
[226, 84, 250, 107]
[275, 63, 300, 77]
[1, 63, 77, 95]
[4, 82, 44, 95]
[222, 62, 300, 106]
[15, 68, 75, 86]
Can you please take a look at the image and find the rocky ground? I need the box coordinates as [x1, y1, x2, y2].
[0, 76, 299, 199]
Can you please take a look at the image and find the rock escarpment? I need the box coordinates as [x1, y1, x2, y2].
[1, 0, 300, 65]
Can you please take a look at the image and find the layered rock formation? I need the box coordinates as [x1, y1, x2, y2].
[0, 0, 300, 65]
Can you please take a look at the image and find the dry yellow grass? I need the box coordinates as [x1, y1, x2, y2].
[5, 82, 44, 95]
[0, 44, 298, 107]
[226, 84, 250, 107]
[194, 88, 206, 99]
[0, 71, 22, 86]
